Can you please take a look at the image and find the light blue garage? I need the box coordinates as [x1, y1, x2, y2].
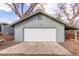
[10, 10, 77, 43]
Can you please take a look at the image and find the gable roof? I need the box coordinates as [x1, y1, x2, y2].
[10, 10, 78, 30]
[0, 22, 9, 25]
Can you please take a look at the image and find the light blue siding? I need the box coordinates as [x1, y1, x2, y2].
[14, 13, 65, 42]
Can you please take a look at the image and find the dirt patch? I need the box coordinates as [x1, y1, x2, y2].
[0, 35, 16, 50]
[60, 40, 79, 55]
[0, 35, 14, 41]
[0, 41, 18, 50]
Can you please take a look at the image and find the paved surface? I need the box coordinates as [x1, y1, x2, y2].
[0, 42, 72, 56]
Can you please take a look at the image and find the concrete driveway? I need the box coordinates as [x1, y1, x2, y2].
[0, 42, 72, 56]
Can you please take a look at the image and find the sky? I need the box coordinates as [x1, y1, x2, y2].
[0, 3, 59, 24]
[0, 3, 31, 23]
[0, 4, 16, 23]
[0, 3, 78, 26]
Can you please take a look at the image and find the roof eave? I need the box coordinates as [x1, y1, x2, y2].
[9, 10, 78, 30]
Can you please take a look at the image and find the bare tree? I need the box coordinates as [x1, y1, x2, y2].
[53, 3, 79, 40]
[5, 3, 45, 19]
[56, 3, 79, 26]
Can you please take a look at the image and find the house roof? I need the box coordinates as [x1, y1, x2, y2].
[0, 22, 9, 25]
[10, 10, 78, 30]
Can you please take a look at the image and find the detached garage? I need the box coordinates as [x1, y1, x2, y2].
[10, 10, 77, 42]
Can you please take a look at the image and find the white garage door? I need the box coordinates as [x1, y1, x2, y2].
[24, 28, 56, 41]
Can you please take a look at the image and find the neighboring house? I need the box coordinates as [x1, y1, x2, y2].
[10, 10, 77, 43]
[0, 23, 14, 35]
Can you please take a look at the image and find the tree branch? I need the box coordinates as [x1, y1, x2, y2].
[24, 3, 38, 16]
[5, 3, 21, 19]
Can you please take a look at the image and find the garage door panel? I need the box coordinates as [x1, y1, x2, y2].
[24, 28, 56, 41]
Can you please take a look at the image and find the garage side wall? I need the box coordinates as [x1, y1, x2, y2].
[14, 13, 65, 42]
